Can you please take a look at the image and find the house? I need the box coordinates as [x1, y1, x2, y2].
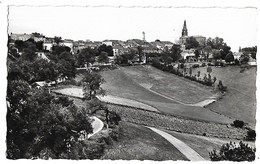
[61, 39, 74, 53]
[31, 81, 50, 89]
[43, 37, 54, 51]
[36, 52, 50, 62]
[9, 33, 33, 41]
[181, 49, 196, 62]
[73, 40, 86, 54]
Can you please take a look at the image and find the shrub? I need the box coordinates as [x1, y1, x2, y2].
[233, 120, 244, 128]
[209, 141, 255, 161]
[245, 129, 256, 141]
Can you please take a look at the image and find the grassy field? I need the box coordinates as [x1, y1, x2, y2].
[101, 121, 188, 161]
[120, 65, 215, 103]
[191, 66, 256, 125]
[101, 66, 232, 124]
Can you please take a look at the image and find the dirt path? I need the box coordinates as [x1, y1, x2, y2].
[147, 127, 205, 161]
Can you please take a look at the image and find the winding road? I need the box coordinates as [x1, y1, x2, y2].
[88, 116, 104, 138]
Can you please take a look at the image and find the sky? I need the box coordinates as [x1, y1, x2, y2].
[8, 5, 257, 51]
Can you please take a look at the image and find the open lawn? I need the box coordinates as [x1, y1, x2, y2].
[191, 66, 256, 125]
[101, 121, 188, 161]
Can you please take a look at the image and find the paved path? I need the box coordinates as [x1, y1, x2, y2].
[147, 127, 205, 161]
[88, 116, 104, 138]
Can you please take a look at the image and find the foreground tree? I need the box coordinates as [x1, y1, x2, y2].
[7, 80, 93, 159]
[209, 141, 255, 161]
[82, 71, 105, 100]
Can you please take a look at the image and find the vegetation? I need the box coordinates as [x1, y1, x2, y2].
[6, 80, 93, 159]
[245, 129, 256, 141]
[232, 120, 244, 128]
[209, 141, 255, 161]
[242, 46, 257, 59]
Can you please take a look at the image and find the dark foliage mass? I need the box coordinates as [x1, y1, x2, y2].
[6, 80, 93, 159]
[209, 141, 255, 161]
[6, 38, 95, 159]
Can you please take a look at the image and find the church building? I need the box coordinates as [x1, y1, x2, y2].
[179, 20, 206, 46]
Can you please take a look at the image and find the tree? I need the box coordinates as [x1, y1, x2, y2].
[98, 51, 109, 64]
[212, 49, 221, 61]
[202, 46, 212, 60]
[170, 44, 182, 62]
[209, 141, 255, 161]
[14, 40, 25, 52]
[6, 83, 93, 159]
[206, 37, 231, 59]
[194, 49, 200, 59]
[54, 36, 62, 45]
[185, 37, 199, 49]
[77, 48, 96, 67]
[21, 41, 37, 61]
[98, 44, 113, 56]
[242, 46, 257, 59]
[225, 52, 235, 63]
[240, 54, 250, 64]
[137, 46, 144, 62]
[81, 71, 105, 100]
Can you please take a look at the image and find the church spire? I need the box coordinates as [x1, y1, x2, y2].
[182, 20, 188, 37]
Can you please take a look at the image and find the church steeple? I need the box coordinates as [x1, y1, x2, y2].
[182, 20, 188, 37]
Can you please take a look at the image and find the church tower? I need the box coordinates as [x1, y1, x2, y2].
[182, 20, 188, 37]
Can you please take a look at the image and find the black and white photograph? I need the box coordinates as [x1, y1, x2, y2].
[1, 0, 259, 162]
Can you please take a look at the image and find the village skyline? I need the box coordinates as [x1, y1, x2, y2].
[8, 5, 257, 52]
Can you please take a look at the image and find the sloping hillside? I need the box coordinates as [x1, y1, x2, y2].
[192, 66, 256, 125]
[101, 66, 233, 124]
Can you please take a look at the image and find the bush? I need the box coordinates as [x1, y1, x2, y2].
[209, 141, 255, 161]
[245, 129, 256, 141]
[233, 120, 244, 128]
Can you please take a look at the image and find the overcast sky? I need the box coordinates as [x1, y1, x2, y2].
[8, 5, 257, 51]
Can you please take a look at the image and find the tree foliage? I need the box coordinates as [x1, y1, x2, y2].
[206, 37, 231, 59]
[77, 47, 96, 67]
[6, 80, 93, 159]
[185, 37, 199, 49]
[209, 141, 255, 161]
[242, 46, 257, 59]
[225, 52, 235, 63]
[98, 44, 113, 56]
[82, 71, 105, 100]
[98, 51, 109, 64]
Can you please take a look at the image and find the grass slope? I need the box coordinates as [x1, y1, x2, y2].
[101, 121, 188, 161]
[101, 66, 232, 124]
[121, 65, 215, 103]
[192, 66, 256, 125]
